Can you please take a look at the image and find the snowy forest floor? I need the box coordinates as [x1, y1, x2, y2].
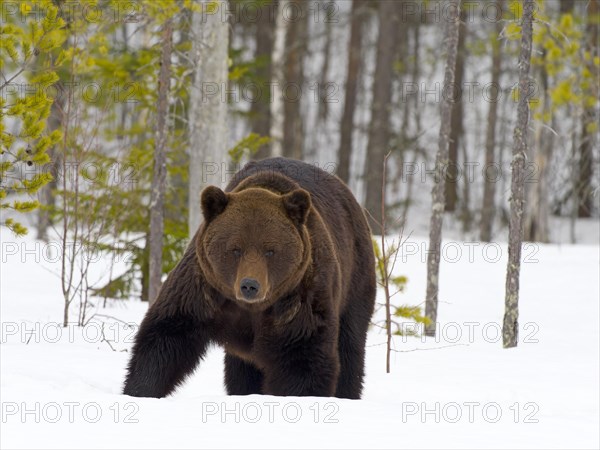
[1, 227, 599, 449]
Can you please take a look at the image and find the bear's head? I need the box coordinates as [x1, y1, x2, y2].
[197, 186, 312, 310]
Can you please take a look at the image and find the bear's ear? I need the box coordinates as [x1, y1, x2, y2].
[282, 189, 311, 226]
[201, 186, 229, 223]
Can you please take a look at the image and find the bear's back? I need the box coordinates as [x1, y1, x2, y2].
[226, 158, 370, 248]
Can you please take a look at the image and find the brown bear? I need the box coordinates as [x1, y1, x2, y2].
[123, 157, 376, 399]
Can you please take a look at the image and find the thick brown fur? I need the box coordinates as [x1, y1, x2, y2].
[123, 158, 376, 399]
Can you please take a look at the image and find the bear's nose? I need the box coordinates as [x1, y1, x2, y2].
[240, 278, 260, 300]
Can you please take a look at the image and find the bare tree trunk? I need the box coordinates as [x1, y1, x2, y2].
[424, 0, 461, 337]
[498, 83, 510, 226]
[399, 17, 418, 231]
[578, 118, 595, 218]
[317, 5, 333, 124]
[141, 232, 150, 302]
[412, 20, 423, 135]
[282, 0, 308, 159]
[459, 138, 472, 232]
[169, 10, 191, 221]
[394, 11, 418, 202]
[338, 0, 366, 184]
[37, 96, 62, 242]
[364, 0, 397, 228]
[380, 153, 392, 374]
[188, 0, 229, 236]
[480, 0, 504, 242]
[445, 6, 467, 213]
[503, 0, 534, 349]
[307, 2, 334, 160]
[37, 8, 73, 243]
[251, 1, 276, 160]
[149, 20, 172, 305]
[524, 58, 551, 243]
[578, 0, 598, 218]
[569, 129, 578, 243]
[61, 46, 78, 327]
[270, 0, 289, 158]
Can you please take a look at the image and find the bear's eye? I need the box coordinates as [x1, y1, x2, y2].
[264, 250, 274, 257]
[232, 248, 242, 257]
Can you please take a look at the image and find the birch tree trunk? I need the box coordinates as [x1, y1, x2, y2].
[269, 0, 289, 158]
[424, 0, 461, 336]
[148, 20, 172, 305]
[445, 6, 467, 213]
[480, 0, 504, 242]
[188, 0, 229, 236]
[503, 0, 534, 349]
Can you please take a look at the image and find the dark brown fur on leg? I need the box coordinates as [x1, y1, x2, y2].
[224, 354, 264, 395]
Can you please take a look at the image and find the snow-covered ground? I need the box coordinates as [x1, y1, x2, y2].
[1, 227, 599, 449]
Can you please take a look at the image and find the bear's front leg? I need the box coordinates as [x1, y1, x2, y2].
[258, 301, 340, 397]
[263, 350, 340, 397]
[123, 310, 211, 398]
[123, 235, 213, 398]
